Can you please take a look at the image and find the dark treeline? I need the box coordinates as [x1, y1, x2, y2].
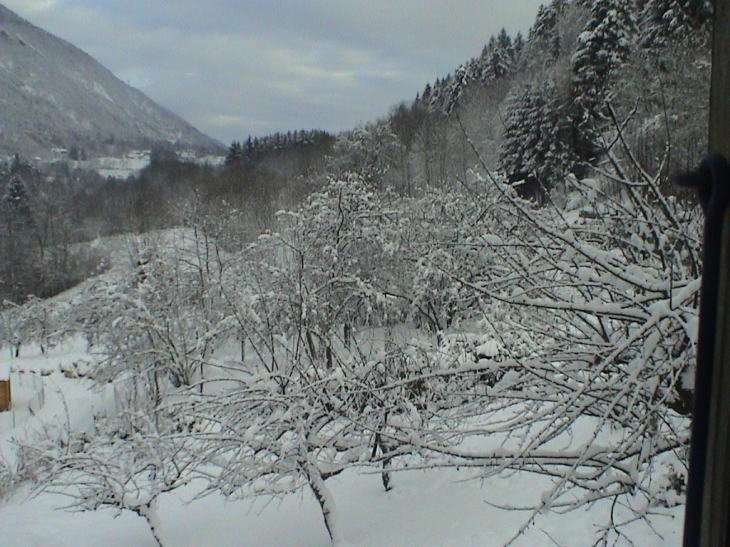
[226, 129, 335, 165]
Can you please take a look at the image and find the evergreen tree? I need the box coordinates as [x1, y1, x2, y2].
[513, 31, 525, 59]
[0, 172, 37, 301]
[528, 0, 566, 64]
[570, 0, 636, 161]
[499, 81, 575, 199]
[572, 0, 636, 108]
[490, 29, 514, 79]
[422, 83, 432, 104]
[225, 140, 244, 165]
[639, 0, 712, 46]
[3, 176, 32, 225]
[444, 65, 471, 113]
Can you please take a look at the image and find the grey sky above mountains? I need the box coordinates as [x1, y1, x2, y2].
[4, 0, 545, 145]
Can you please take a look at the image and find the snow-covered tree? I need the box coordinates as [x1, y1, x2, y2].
[490, 28, 515, 79]
[331, 126, 400, 189]
[571, 0, 637, 162]
[389, 131, 702, 543]
[639, 0, 713, 47]
[443, 64, 472, 114]
[71, 231, 232, 407]
[499, 80, 576, 198]
[26, 412, 194, 547]
[1, 296, 68, 356]
[512, 31, 525, 59]
[178, 178, 421, 545]
[526, 0, 568, 65]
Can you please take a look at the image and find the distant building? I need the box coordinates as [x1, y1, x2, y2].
[51, 148, 69, 162]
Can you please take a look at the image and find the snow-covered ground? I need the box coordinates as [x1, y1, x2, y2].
[76, 154, 151, 179]
[0, 342, 685, 547]
[67, 152, 226, 179]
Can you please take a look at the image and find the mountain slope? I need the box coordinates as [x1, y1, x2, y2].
[0, 3, 223, 159]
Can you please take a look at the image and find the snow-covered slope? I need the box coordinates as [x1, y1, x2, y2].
[0, 3, 224, 160]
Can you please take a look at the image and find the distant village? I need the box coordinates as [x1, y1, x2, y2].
[7, 148, 226, 179]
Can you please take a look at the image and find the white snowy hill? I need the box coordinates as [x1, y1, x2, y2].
[0, 3, 224, 160]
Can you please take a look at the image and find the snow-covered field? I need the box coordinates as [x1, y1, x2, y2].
[77, 155, 151, 179]
[0, 341, 685, 547]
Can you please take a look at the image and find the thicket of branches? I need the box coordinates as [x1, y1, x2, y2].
[13, 134, 701, 543]
[4, 1, 713, 546]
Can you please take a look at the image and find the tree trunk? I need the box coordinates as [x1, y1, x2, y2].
[343, 322, 352, 349]
[371, 432, 392, 491]
[304, 456, 344, 546]
[306, 331, 318, 363]
[136, 501, 166, 547]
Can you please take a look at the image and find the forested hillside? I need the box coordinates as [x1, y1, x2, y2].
[352, 0, 711, 199]
[0, 1, 715, 546]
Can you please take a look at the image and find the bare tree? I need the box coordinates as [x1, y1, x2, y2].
[25, 413, 194, 547]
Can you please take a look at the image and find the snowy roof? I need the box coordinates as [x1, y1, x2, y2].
[0, 360, 9, 381]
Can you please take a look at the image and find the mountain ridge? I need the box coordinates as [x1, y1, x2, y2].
[0, 3, 224, 160]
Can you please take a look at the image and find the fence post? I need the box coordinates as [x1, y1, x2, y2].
[0, 359, 9, 412]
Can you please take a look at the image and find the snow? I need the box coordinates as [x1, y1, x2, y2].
[475, 340, 502, 358]
[74, 153, 151, 179]
[479, 234, 503, 246]
[0, 340, 685, 547]
[2, 462, 685, 547]
[1, 464, 684, 547]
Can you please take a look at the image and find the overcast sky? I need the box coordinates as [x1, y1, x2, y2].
[4, 0, 545, 145]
